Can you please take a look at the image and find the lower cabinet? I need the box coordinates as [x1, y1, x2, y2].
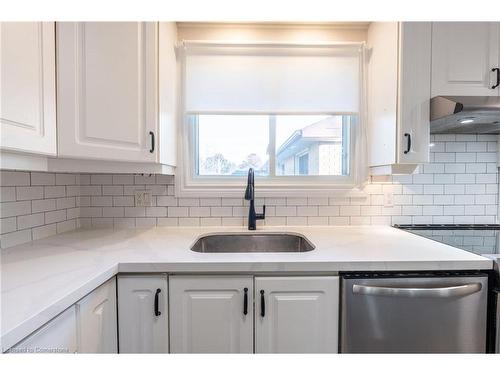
[255, 276, 339, 353]
[9, 277, 117, 353]
[11, 306, 78, 353]
[169, 276, 254, 353]
[168, 275, 339, 353]
[10, 274, 339, 354]
[76, 277, 118, 353]
[117, 275, 169, 353]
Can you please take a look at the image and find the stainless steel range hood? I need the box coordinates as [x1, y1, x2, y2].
[430, 96, 500, 134]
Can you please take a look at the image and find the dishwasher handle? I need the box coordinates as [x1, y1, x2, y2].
[352, 282, 482, 298]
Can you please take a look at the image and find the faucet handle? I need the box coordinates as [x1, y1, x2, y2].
[257, 205, 266, 220]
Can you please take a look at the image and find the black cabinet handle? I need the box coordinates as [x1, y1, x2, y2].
[492, 68, 500, 89]
[243, 288, 248, 316]
[154, 288, 161, 316]
[403, 133, 411, 154]
[260, 290, 265, 317]
[149, 131, 155, 153]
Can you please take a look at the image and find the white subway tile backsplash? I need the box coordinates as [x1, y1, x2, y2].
[297, 206, 319, 216]
[456, 153, 476, 162]
[17, 213, 44, 230]
[102, 207, 125, 217]
[210, 207, 232, 217]
[32, 223, 57, 241]
[0, 229, 31, 248]
[113, 218, 136, 228]
[124, 207, 146, 217]
[31, 172, 55, 186]
[0, 201, 31, 218]
[45, 210, 67, 224]
[0, 187, 16, 202]
[1, 136, 498, 248]
[168, 206, 189, 217]
[188, 207, 210, 217]
[55, 173, 77, 186]
[44, 186, 66, 198]
[0, 171, 30, 186]
[91, 174, 113, 185]
[16, 186, 44, 200]
[0, 217, 17, 234]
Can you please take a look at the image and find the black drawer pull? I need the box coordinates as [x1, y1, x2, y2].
[260, 290, 265, 317]
[492, 68, 500, 89]
[154, 288, 161, 316]
[149, 131, 155, 153]
[243, 288, 248, 316]
[403, 133, 411, 154]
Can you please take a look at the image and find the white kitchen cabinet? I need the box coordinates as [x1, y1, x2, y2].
[56, 22, 177, 167]
[56, 22, 157, 162]
[255, 276, 339, 353]
[0, 22, 57, 156]
[76, 277, 118, 353]
[431, 22, 500, 97]
[117, 275, 169, 353]
[10, 306, 77, 353]
[367, 22, 432, 175]
[169, 276, 253, 353]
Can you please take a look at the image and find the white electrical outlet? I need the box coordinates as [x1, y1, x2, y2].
[383, 192, 394, 207]
[135, 190, 152, 207]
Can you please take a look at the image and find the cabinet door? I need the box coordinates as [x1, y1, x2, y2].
[10, 306, 77, 353]
[397, 22, 431, 164]
[76, 277, 117, 353]
[57, 22, 158, 162]
[169, 276, 253, 353]
[117, 275, 169, 353]
[255, 276, 339, 353]
[432, 22, 500, 96]
[0, 22, 57, 155]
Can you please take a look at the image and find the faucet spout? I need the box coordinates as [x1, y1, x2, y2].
[244, 168, 265, 230]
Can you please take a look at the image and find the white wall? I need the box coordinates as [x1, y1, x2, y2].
[176, 22, 368, 43]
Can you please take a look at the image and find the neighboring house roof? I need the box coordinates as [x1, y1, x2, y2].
[276, 117, 343, 162]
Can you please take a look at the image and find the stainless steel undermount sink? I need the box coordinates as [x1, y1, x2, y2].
[190, 232, 315, 253]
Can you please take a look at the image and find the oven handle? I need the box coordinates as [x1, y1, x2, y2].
[352, 282, 482, 298]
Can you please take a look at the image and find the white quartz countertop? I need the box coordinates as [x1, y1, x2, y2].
[1, 225, 493, 351]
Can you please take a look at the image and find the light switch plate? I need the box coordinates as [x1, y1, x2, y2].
[135, 190, 152, 207]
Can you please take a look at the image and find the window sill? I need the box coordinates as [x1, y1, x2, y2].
[175, 177, 367, 198]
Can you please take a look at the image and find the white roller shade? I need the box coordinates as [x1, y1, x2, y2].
[183, 44, 361, 113]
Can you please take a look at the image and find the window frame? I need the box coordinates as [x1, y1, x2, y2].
[176, 41, 368, 198]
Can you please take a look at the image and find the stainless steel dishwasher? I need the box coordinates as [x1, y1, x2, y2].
[340, 272, 488, 353]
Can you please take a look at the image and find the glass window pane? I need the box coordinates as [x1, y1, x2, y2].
[275, 115, 351, 176]
[195, 115, 269, 176]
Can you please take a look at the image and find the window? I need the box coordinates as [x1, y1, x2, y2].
[178, 42, 365, 196]
[191, 114, 353, 178]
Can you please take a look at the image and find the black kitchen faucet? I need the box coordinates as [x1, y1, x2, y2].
[244, 168, 265, 230]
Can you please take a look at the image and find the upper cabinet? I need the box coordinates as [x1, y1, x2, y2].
[0, 22, 57, 156]
[1, 22, 177, 173]
[367, 22, 432, 175]
[431, 22, 500, 97]
[57, 22, 159, 163]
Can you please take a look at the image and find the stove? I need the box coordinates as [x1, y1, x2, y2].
[393, 224, 500, 256]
